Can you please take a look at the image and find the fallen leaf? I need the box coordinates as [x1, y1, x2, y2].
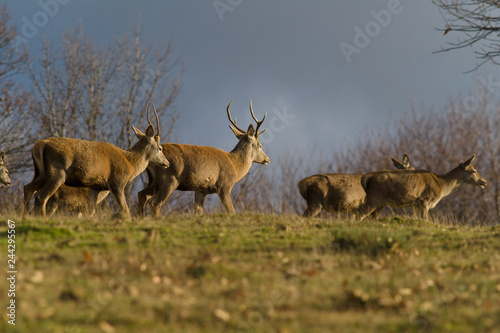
[214, 308, 231, 322]
[99, 321, 116, 333]
[302, 269, 318, 277]
[31, 270, 44, 284]
[398, 288, 413, 296]
[83, 251, 92, 263]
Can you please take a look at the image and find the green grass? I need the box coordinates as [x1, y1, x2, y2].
[1, 214, 500, 332]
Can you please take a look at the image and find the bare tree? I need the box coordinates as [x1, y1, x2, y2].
[433, 0, 500, 70]
[221, 79, 499, 225]
[113, 21, 182, 149]
[25, 22, 182, 213]
[0, 3, 37, 212]
[28, 22, 182, 145]
[28, 27, 119, 139]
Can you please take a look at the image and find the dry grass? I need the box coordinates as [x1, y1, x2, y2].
[1, 214, 499, 332]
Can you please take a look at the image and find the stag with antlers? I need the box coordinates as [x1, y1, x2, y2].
[24, 104, 170, 218]
[137, 99, 270, 216]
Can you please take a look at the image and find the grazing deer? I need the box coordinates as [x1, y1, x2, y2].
[23, 104, 170, 218]
[39, 186, 110, 217]
[298, 154, 413, 218]
[358, 155, 487, 221]
[0, 151, 12, 186]
[137, 99, 270, 216]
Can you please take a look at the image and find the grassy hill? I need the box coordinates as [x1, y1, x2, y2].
[1, 214, 499, 332]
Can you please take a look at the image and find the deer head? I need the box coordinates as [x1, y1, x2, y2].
[227, 99, 270, 165]
[0, 151, 12, 186]
[131, 103, 170, 169]
[458, 155, 487, 189]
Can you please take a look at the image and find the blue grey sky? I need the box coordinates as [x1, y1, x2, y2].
[8, 1, 495, 157]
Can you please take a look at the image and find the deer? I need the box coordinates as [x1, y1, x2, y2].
[37, 186, 110, 217]
[298, 154, 413, 218]
[0, 151, 12, 186]
[23, 104, 170, 218]
[137, 99, 270, 217]
[358, 155, 487, 221]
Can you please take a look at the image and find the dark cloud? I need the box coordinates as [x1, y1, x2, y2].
[9, 0, 494, 156]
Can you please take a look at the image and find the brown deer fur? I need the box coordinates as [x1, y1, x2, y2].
[358, 155, 487, 221]
[137, 100, 270, 216]
[42, 186, 110, 216]
[23, 105, 169, 218]
[0, 151, 11, 186]
[298, 154, 413, 218]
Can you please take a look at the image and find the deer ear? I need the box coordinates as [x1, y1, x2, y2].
[132, 126, 145, 139]
[145, 125, 155, 138]
[391, 156, 403, 169]
[403, 154, 410, 168]
[0, 151, 4, 161]
[461, 155, 475, 169]
[229, 125, 246, 140]
[247, 124, 255, 137]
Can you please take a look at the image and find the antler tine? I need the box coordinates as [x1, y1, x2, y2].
[152, 102, 160, 137]
[226, 100, 247, 134]
[249, 99, 267, 136]
[146, 103, 153, 128]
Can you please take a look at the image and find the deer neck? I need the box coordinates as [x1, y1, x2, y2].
[124, 147, 149, 180]
[229, 142, 253, 182]
[438, 167, 464, 197]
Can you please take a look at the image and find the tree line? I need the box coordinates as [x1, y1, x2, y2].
[1, 3, 499, 225]
[229, 82, 499, 225]
[0, 3, 182, 211]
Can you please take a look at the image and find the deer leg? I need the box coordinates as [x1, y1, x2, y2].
[218, 189, 235, 214]
[35, 172, 66, 217]
[421, 207, 430, 221]
[149, 180, 178, 218]
[303, 204, 322, 218]
[32, 193, 42, 215]
[357, 201, 380, 221]
[194, 192, 206, 215]
[45, 196, 58, 218]
[369, 207, 383, 219]
[110, 187, 131, 219]
[137, 186, 156, 217]
[88, 189, 100, 217]
[23, 177, 45, 216]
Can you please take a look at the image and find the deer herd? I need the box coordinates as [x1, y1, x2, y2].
[0, 100, 488, 221]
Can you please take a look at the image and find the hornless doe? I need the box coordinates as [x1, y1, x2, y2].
[0, 151, 12, 186]
[298, 154, 413, 218]
[137, 99, 270, 216]
[358, 155, 487, 221]
[23, 104, 170, 218]
[41, 186, 110, 217]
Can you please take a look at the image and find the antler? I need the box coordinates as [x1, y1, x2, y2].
[226, 100, 247, 134]
[152, 102, 160, 137]
[249, 98, 267, 136]
[146, 103, 154, 129]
